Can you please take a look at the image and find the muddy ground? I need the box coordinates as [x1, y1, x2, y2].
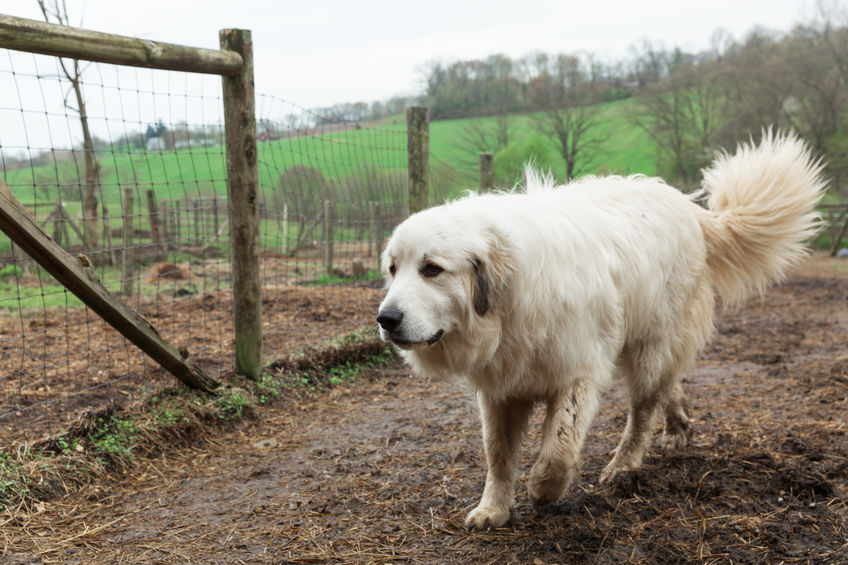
[3, 256, 848, 564]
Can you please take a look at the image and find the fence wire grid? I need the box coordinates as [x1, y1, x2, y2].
[0, 50, 477, 446]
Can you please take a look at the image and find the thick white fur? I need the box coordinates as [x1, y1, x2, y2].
[377, 130, 826, 530]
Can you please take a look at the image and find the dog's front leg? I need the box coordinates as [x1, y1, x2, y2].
[465, 393, 533, 530]
[528, 379, 600, 505]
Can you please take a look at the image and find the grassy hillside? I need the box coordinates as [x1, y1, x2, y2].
[426, 98, 657, 183]
[0, 97, 657, 237]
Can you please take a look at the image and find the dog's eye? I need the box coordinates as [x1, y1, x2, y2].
[420, 263, 443, 278]
[389, 264, 396, 277]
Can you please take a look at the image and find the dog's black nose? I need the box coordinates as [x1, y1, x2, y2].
[377, 308, 403, 332]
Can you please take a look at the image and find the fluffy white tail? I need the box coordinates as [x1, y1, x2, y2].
[698, 130, 827, 307]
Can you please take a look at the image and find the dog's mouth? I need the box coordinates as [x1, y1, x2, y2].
[387, 329, 444, 350]
[426, 329, 445, 344]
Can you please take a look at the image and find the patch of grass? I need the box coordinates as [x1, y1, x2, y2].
[363, 347, 395, 367]
[328, 361, 363, 385]
[256, 372, 285, 404]
[88, 416, 139, 466]
[327, 325, 379, 347]
[152, 405, 190, 427]
[310, 269, 382, 286]
[0, 451, 30, 505]
[214, 387, 252, 419]
[0, 264, 23, 279]
[275, 326, 397, 392]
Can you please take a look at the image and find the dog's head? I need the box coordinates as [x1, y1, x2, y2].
[376, 205, 513, 350]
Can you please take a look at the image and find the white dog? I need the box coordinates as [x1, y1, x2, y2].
[376, 131, 825, 530]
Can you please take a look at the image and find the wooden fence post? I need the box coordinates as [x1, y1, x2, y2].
[121, 187, 135, 296]
[367, 201, 376, 258]
[407, 106, 429, 215]
[193, 197, 201, 245]
[281, 202, 288, 254]
[478, 153, 494, 193]
[146, 190, 164, 259]
[173, 199, 182, 244]
[221, 27, 262, 380]
[323, 199, 334, 276]
[160, 201, 171, 248]
[50, 202, 64, 246]
[212, 195, 220, 236]
[102, 202, 116, 265]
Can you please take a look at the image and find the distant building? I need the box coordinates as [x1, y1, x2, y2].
[146, 136, 165, 151]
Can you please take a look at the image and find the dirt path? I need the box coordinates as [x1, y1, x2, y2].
[5, 259, 848, 564]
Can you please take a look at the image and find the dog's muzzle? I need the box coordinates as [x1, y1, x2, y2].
[376, 308, 444, 348]
[376, 307, 404, 333]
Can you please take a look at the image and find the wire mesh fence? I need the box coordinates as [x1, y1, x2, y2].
[0, 47, 477, 446]
[0, 53, 233, 444]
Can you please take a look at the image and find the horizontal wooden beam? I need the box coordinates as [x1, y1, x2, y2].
[0, 180, 220, 393]
[0, 14, 243, 76]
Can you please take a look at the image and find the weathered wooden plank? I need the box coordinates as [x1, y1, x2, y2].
[220, 28, 262, 379]
[0, 14, 242, 76]
[0, 179, 219, 392]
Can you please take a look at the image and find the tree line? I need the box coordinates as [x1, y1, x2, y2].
[418, 11, 847, 192]
[317, 5, 847, 193]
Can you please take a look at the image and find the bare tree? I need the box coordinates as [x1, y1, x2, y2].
[811, 1, 848, 193]
[530, 55, 608, 180]
[631, 50, 727, 186]
[454, 115, 512, 169]
[37, 0, 101, 255]
[533, 104, 607, 180]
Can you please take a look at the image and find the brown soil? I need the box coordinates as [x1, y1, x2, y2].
[3, 255, 848, 564]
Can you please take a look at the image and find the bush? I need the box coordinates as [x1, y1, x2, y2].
[493, 135, 561, 187]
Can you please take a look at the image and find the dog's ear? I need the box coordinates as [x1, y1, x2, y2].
[471, 258, 489, 316]
[470, 231, 514, 317]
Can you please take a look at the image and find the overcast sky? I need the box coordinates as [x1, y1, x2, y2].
[0, 0, 833, 154]
[4, 0, 823, 108]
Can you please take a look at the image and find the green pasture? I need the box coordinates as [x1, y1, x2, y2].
[3, 97, 658, 222]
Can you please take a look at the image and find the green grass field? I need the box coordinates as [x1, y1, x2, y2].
[0, 97, 663, 258]
[3, 98, 657, 216]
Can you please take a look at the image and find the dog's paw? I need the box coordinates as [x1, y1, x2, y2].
[660, 428, 689, 452]
[527, 466, 572, 506]
[599, 459, 636, 484]
[465, 505, 510, 530]
[661, 408, 690, 452]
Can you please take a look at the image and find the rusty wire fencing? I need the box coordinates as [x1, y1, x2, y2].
[0, 42, 476, 445]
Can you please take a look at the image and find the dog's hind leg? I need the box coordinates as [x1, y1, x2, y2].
[527, 378, 601, 506]
[466, 394, 533, 530]
[599, 390, 662, 483]
[600, 339, 672, 484]
[660, 379, 690, 451]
